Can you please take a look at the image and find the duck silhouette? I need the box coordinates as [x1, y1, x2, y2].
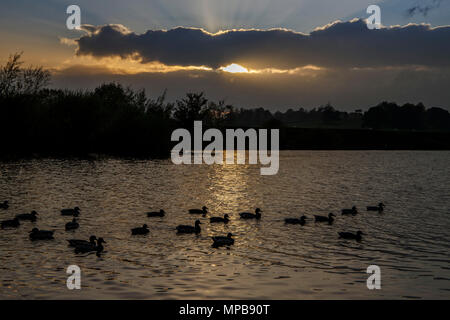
[16, 211, 38, 222]
[1, 217, 20, 229]
[239, 208, 262, 219]
[29, 228, 54, 240]
[285, 215, 306, 225]
[65, 218, 79, 231]
[61, 207, 80, 216]
[341, 206, 358, 215]
[338, 231, 364, 241]
[74, 238, 106, 254]
[0, 201, 9, 209]
[131, 224, 149, 235]
[68, 235, 97, 247]
[367, 203, 385, 212]
[314, 213, 335, 224]
[189, 206, 208, 216]
[176, 220, 201, 234]
[210, 214, 230, 223]
[147, 209, 165, 217]
[212, 233, 234, 247]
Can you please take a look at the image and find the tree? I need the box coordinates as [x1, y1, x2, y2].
[173, 92, 208, 127]
[0, 52, 50, 96]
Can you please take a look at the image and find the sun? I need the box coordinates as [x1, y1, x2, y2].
[221, 63, 249, 73]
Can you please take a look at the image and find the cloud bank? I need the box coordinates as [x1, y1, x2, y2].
[74, 19, 450, 70]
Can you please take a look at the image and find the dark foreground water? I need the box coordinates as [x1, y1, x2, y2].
[0, 151, 449, 299]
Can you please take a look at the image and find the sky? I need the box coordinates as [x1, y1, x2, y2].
[1, 0, 449, 111]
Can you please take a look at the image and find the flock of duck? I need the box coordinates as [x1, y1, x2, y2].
[0, 200, 385, 254]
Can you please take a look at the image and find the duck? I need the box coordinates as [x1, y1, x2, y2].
[210, 214, 230, 223]
[147, 209, 165, 217]
[65, 218, 79, 231]
[239, 208, 262, 219]
[1, 217, 20, 229]
[212, 233, 234, 247]
[131, 224, 149, 235]
[29, 228, 54, 240]
[341, 206, 358, 215]
[68, 235, 97, 247]
[0, 201, 9, 209]
[338, 231, 364, 241]
[189, 206, 208, 216]
[314, 213, 335, 224]
[61, 207, 80, 216]
[176, 220, 201, 234]
[367, 203, 385, 212]
[285, 215, 306, 225]
[16, 210, 38, 222]
[74, 238, 106, 254]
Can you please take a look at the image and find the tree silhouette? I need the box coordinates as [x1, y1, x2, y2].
[0, 52, 50, 96]
[173, 92, 208, 127]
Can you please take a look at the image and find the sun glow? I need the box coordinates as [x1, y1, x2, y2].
[221, 63, 249, 73]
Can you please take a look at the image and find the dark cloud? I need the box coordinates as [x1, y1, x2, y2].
[74, 19, 450, 70]
[406, 0, 443, 17]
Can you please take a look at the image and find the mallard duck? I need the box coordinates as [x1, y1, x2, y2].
[367, 203, 385, 212]
[285, 215, 306, 225]
[1, 217, 20, 229]
[68, 235, 97, 247]
[314, 213, 335, 224]
[176, 220, 201, 234]
[189, 206, 208, 216]
[16, 211, 38, 222]
[239, 208, 262, 219]
[74, 238, 106, 254]
[341, 206, 358, 215]
[210, 214, 230, 223]
[61, 207, 80, 216]
[338, 231, 364, 241]
[131, 224, 149, 235]
[147, 209, 165, 217]
[65, 218, 79, 230]
[29, 228, 54, 240]
[0, 201, 9, 209]
[212, 233, 234, 247]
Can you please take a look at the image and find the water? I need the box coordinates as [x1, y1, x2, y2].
[0, 151, 449, 299]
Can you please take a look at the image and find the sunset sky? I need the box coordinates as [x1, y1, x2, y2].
[1, 0, 449, 110]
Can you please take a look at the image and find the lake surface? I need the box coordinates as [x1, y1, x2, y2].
[0, 151, 449, 299]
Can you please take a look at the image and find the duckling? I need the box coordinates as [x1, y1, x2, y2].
[1, 217, 20, 229]
[189, 206, 208, 216]
[68, 235, 97, 247]
[147, 209, 165, 217]
[176, 220, 201, 234]
[212, 233, 234, 247]
[74, 238, 106, 254]
[0, 201, 9, 209]
[285, 215, 306, 225]
[131, 224, 149, 235]
[65, 218, 79, 231]
[341, 206, 358, 215]
[16, 210, 38, 222]
[314, 213, 335, 224]
[367, 203, 385, 212]
[61, 207, 80, 216]
[29, 228, 54, 240]
[338, 231, 364, 241]
[210, 214, 230, 223]
[239, 208, 262, 219]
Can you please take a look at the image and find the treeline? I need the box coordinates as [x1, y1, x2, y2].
[1, 53, 449, 158]
[226, 103, 450, 131]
